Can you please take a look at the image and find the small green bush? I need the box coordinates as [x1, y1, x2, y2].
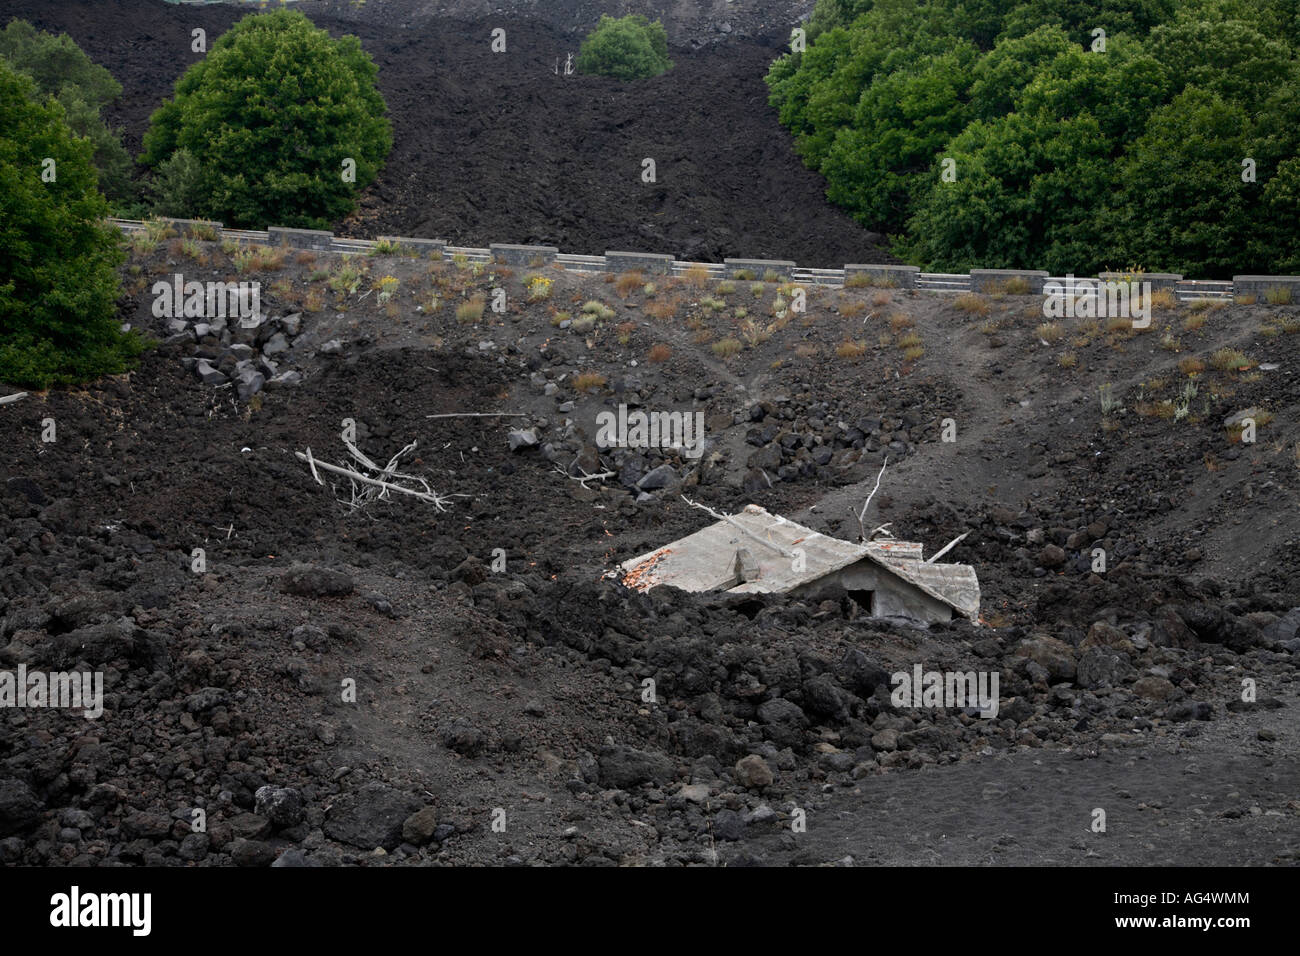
[577, 15, 672, 81]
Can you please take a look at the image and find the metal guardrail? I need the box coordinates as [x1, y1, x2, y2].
[1041, 276, 1235, 303]
[223, 228, 270, 242]
[443, 246, 491, 262]
[1176, 280, 1233, 301]
[793, 267, 845, 287]
[917, 272, 972, 292]
[555, 253, 607, 273]
[670, 261, 726, 278]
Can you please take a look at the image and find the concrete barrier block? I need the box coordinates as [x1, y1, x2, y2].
[970, 269, 1050, 294]
[605, 251, 674, 275]
[1232, 275, 1300, 303]
[268, 226, 333, 251]
[843, 264, 920, 289]
[723, 258, 797, 280]
[490, 244, 559, 267]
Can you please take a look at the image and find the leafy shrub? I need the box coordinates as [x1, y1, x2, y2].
[0, 62, 141, 388]
[577, 15, 672, 81]
[141, 9, 391, 229]
[526, 275, 553, 301]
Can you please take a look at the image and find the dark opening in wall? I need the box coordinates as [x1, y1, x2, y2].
[847, 590, 875, 617]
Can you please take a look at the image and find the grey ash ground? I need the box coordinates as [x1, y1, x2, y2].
[1, 234, 1298, 865]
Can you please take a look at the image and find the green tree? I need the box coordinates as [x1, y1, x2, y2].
[0, 60, 140, 389]
[820, 44, 977, 226]
[576, 14, 673, 80]
[1096, 89, 1260, 276]
[998, 1, 1176, 43]
[0, 19, 136, 206]
[141, 8, 391, 230]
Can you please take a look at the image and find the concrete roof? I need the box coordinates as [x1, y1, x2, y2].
[619, 505, 979, 619]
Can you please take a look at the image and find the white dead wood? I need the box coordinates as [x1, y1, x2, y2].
[296, 436, 453, 512]
[555, 463, 615, 488]
[304, 447, 322, 485]
[0, 392, 28, 405]
[854, 456, 889, 542]
[425, 412, 527, 419]
[867, 522, 894, 540]
[926, 530, 971, 564]
[295, 452, 451, 510]
[680, 495, 796, 559]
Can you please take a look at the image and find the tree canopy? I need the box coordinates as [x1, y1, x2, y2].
[767, 0, 1300, 275]
[0, 19, 136, 207]
[577, 14, 673, 80]
[141, 8, 391, 230]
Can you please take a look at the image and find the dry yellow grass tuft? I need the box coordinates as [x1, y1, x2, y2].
[644, 297, 679, 321]
[836, 339, 867, 359]
[953, 293, 989, 316]
[571, 372, 607, 393]
[684, 264, 710, 288]
[1210, 348, 1251, 371]
[614, 270, 644, 298]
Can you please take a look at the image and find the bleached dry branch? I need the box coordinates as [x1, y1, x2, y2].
[927, 530, 971, 564]
[555, 463, 615, 488]
[425, 412, 527, 419]
[854, 456, 889, 542]
[297, 437, 451, 513]
[0, 392, 28, 405]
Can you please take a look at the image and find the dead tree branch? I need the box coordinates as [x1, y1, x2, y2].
[425, 412, 527, 419]
[0, 392, 28, 406]
[926, 530, 971, 564]
[296, 437, 452, 512]
[854, 456, 889, 542]
[554, 463, 615, 488]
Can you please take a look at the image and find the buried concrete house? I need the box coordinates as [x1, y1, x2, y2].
[619, 505, 980, 624]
